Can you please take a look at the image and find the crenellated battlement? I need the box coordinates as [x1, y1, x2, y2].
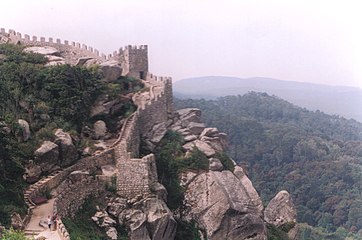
[0, 28, 152, 78]
[13, 28, 175, 237]
[119, 45, 148, 52]
[0, 28, 109, 62]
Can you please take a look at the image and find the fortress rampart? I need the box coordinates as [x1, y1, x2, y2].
[6, 27, 174, 238]
[0, 28, 149, 76]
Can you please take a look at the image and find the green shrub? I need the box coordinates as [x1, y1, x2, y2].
[63, 197, 108, 240]
[267, 224, 290, 240]
[180, 148, 209, 172]
[215, 152, 235, 172]
[175, 219, 203, 240]
[0, 228, 28, 240]
[155, 131, 211, 210]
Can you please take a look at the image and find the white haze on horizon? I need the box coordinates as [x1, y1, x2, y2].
[2, 0, 362, 89]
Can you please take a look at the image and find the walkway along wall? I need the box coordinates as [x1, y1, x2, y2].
[113, 72, 172, 199]
[8, 25, 175, 236]
[23, 73, 172, 238]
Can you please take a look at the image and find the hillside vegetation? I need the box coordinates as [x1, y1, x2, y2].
[0, 44, 141, 226]
[174, 76, 362, 122]
[175, 93, 362, 239]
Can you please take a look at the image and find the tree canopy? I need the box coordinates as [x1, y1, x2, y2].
[175, 92, 362, 238]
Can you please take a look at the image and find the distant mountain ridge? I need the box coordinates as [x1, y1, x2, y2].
[174, 76, 362, 122]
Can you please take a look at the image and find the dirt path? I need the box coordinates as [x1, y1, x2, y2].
[25, 198, 62, 240]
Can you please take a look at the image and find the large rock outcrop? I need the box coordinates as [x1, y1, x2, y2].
[17, 119, 30, 141]
[264, 190, 297, 227]
[23, 46, 65, 66]
[99, 60, 123, 82]
[183, 170, 267, 240]
[54, 129, 77, 167]
[109, 197, 176, 240]
[170, 108, 269, 239]
[34, 141, 59, 172]
[171, 108, 227, 157]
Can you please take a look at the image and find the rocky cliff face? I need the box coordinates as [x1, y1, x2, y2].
[169, 108, 268, 240]
[100, 196, 176, 240]
[182, 170, 266, 240]
[264, 190, 297, 227]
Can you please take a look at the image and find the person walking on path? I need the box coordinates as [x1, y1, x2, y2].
[52, 214, 58, 231]
[47, 215, 52, 230]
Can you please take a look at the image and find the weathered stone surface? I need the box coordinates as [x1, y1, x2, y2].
[200, 127, 219, 138]
[200, 136, 225, 152]
[11, 213, 24, 230]
[264, 190, 297, 227]
[106, 227, 118, 240]
[184, 171, 266, 240]
[34, 141, 59, 172]
[93, 209, 118, 239]
[90, 95, 122, 118]
[83, 58, 100, 67]
[143, 198, 177, 240]
[145, 122, 167, 148]
[100, 60, 122, 82]
[184, 134, 197, 142]
[176, 128, 191, 136]
[233, 166, 263, 210]
[69, 170, 89, 183]
[115, 196, 176, 240]
[76, 57, 94, 66]
[24, 160, 42, 183]
[94, 120, 107, 139]
[101, 165, 117, 177]
[24, 46, 59, 55]
[82, 147, 91, 156]
[119, 209, 150, 240]
[181, 115, 202, 127]
[107, 198, 128, 218]
[17, 119, 30, 141]
[54, 129, 77, 167]
[183, 140, 216, 157]
[45, 55, 65, 66]
[151, 182, 168, 202]
[0, 34, 10, 44]
[180, 171, 198, 188]
[209, 158, 223, 171]
[176, 108, 201, 118]
[187, 122, 206, 135]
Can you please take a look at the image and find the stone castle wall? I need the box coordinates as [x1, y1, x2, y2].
[1, 28, 107, 64]
[12, 27, 173, 237]
[113, 112, 157, 198]
[0, 28, 148, 76]
[53, 175, 106, 218]
[114, 72, 172, 199]
[116, 45, 148, 79]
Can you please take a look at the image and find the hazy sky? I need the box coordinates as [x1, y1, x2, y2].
[2, 0, 362, 88]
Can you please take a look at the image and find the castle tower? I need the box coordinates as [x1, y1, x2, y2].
[119, 45, 148, 79]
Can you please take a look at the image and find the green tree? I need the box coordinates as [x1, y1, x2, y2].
[0, 228, 28, 240]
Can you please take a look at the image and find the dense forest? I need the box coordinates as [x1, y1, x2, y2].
[175, 93, 362, 239]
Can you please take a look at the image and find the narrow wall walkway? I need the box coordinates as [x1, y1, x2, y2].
[25, 198, 62, 240]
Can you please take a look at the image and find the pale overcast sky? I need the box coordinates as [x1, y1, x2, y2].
[2, 0, 362, 88]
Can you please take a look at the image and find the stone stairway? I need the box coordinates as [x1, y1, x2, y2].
[24, 229, 42, 239]
[24, 198, 63, 240]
